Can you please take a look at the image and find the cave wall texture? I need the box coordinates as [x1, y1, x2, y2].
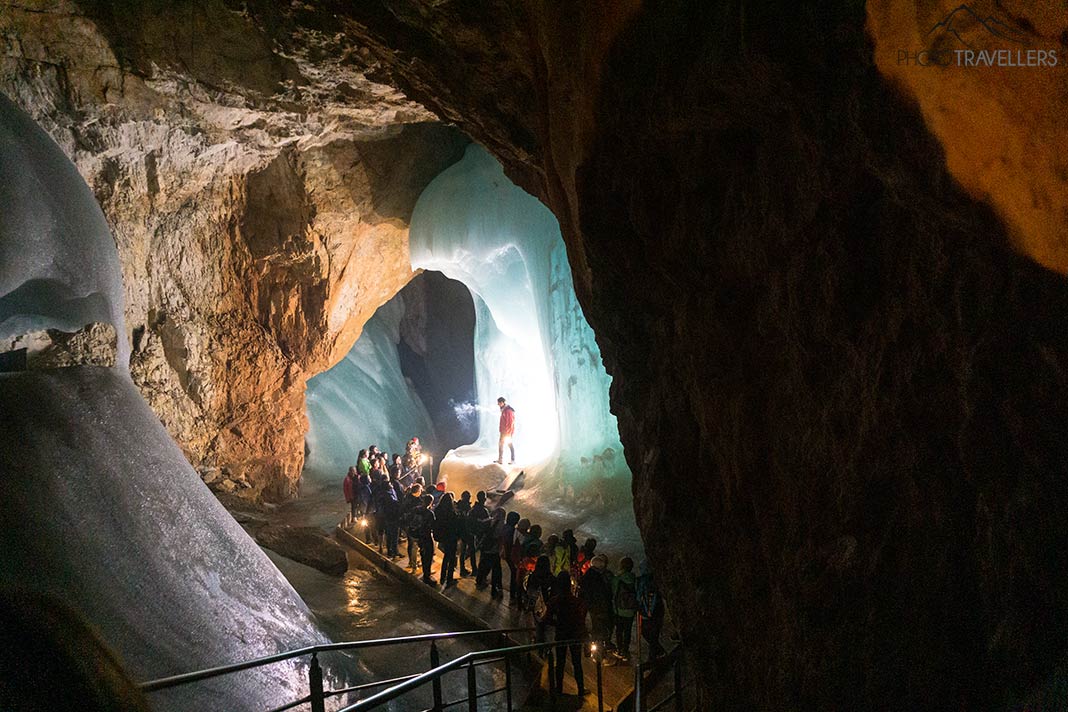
[0, 0, 467, 499]
[338, 0, 1068, 709]
[4, 0, 1068, 708]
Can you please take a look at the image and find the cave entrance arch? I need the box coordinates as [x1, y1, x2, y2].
[303, 269, 477, 483]
[407, 145, 639, 552]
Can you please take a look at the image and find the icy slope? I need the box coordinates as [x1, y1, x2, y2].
[0, 367, 325, 710]
[0, 94, 127, 365]
[305, 294, 438, 479]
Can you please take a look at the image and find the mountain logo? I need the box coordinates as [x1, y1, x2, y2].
[925, 4, 1029, 48]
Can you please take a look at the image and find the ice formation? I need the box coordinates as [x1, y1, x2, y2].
[0, 369, 327, 710]
[0, 94, 327, 710]
[304, 144, 641, 552]
[408, 146, 641, 552]
[408, 145, 627, 479]
[0, 94, 128, 365]
[305, 295, 438, 478]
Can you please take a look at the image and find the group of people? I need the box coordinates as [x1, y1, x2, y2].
[341, 438, 427, 558]
[342, 437, 666, 696]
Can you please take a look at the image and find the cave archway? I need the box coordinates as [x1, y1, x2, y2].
[303, 269, 477, 482]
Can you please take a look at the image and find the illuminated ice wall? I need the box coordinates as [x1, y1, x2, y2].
[0, 92, 325, 711]
[304, 295, 437, 478]
[409, 145, 626, 480]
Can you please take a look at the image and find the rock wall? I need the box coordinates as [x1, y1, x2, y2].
[338, 1, 1068, 708]
[397, 270, 479, 459]
[6, 1, 1068, 706]
[0, 0, 467, 500]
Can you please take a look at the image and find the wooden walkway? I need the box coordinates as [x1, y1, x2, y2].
[336, 522, 643, 711]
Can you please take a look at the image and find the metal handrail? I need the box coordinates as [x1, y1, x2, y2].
[338, 638, 585, 712]
[139, 627, 532, 693]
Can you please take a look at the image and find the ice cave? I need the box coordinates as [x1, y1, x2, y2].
[5, 3, 1068, 711]
[307, 145, 640, 552]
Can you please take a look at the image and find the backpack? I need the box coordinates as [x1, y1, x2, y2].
[401, 501, 421, 531]
[532, 589, 548, 622]
[614, 578, 638, 612]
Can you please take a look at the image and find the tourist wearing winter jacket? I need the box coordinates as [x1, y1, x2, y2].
[355, 470, 372, 517]
[549, 535, 571, 577]
[343, 467, 357, 520]
[411, 495, 437, 584]
[580, 555, 614, 653]
[456, 491, 474, 576]
[400, 484, 424, 571]
[546, 571, 588, 696]
[475, 509, 506, 597]
[507, 517, 528, 604]
[611, 557, 639, 660]
[526, 555, 555, 642]
[433, 493, 462, 587]
[637, 561, 666, 658]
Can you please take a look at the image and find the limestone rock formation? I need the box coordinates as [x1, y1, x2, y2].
[1, 1, 467, 500]
[1, 323, 117, 370]
[867, 0, 1068, 275]
[335, 2, 1068, 709]
[6, 1, 1068, 708]
[254, 525, 348, 577]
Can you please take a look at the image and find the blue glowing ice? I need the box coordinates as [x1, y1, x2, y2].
[304, 294, 437, 477]
[409, 145, 627, 481]
[0, 93, 326, 710]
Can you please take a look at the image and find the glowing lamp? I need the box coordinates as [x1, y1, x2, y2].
[358, 517, 368, 528]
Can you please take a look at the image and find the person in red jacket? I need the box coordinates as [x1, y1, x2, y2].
[343, 466, 358, 522]
[496, 396, 516, 465]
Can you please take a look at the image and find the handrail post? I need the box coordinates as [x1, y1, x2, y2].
[673, 650, 683, 712]
[309, 652, 326, 712]
[504, 653, 513, 712]
[547, 647, 556, 704]
[596, 648, 604, 712]
[634, 613, 643, 712]
[430, 641, 443, 712]
[466, 658, 477, 712]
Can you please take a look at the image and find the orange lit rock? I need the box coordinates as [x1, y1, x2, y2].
[867, 0, 1068, 274]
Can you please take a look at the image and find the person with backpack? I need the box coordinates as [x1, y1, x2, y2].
[501, 512, 521, 603]
[545, 571, 588, 696]
[433, 493, 461, 588]
[371, 470, 398, 556]
[548, 534, 571, 577]
[509, 518, 530, 605]
[637, 560, 666, 659]
[355, 464, 372, 518]
[468, 491, 491, 573]
[612, 557, 639, 662]
[456, 491, 474, 576]
[527, 555, 555, 642]
[400, 483, 424, 571]
[385, 473, 405, 559]
[412, 494, 437, 585]
[475, 508, 506, 597]
[579, 554, 614, 656]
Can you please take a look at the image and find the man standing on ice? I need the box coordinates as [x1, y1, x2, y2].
[496, 396, 516, 465]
